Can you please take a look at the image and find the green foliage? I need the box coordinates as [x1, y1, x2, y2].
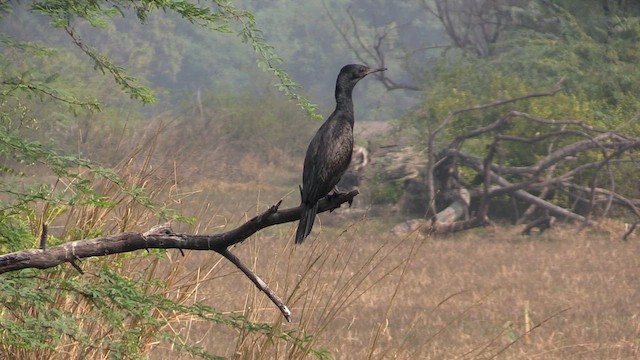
[0, 267, 324, 359]
[6, 0, 319, 113]
[0, 1, 329, 358]
[398, 1, 640, 189]
[369, 176, 405, 205]
[230, 6, 320, 119]
[370, 180, 404, 205]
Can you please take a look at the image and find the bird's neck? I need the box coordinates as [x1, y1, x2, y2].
[334, 85, 355, 124]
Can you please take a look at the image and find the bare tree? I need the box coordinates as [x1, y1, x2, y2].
[324, 1, 640, 237]
[324, 2, 429, 91]
[324, 0, 521, 91]
[420, 0, 515, 57]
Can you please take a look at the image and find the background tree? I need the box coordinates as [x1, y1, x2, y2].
[330, 0, 640, 231]
[420, 0, 519, 58]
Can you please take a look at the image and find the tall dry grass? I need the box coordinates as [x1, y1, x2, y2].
[147, 172, 640, 359]
[5, 110, 639, 359]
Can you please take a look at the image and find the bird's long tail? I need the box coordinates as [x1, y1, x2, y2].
[295, 202, 318, 244]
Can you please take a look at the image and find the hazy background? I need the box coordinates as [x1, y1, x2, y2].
[2, 0, 431, 121]
[2, 1, 640, 358]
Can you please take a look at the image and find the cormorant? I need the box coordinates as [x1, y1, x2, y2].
[295, 64, 386, 244]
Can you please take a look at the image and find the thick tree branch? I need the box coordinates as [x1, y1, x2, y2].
[457, 154, 587, 222]
[0, 190, 358, 273]
[0, 190, 359, 322]
[392, 77, 639, 236]
[424, 83, 566, 225]
[563, 183, 640, 218]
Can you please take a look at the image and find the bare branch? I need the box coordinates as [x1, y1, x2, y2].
[0, 190, 358, 274]
[0, 190, 359, 321]
[323, 0, 422, 91]
[522, 214, 556, 235]
[478, 140, 497, 220]
[563, 183, 640, 219]
[218, 248, 292, 322]
[497, 129, 600, 145]
[422, 82, 568, 230]
[393, 79, 639, 236]
[437, 78, 566, 140]
[624, 222, 637, 241]
[345, 7, 378, 63]
[39, 223, 48, 250]
[433, 216, 490, 233]
[455, 152, 587, 222]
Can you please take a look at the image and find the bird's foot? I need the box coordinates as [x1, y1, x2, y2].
[326, 186, 352, 212]
[326, 191, 341, 212]
[328, 185, 346, 198]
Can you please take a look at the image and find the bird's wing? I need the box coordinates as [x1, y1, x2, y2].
[302, 119, 353, 203]
[321, 126, 353, 187]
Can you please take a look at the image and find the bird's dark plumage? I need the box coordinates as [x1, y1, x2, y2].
[295, 64, 386, 244]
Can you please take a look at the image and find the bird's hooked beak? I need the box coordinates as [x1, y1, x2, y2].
[364, 67, 387, 76]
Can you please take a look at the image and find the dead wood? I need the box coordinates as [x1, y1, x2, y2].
[394, 83, 640, 238]
[522, 213, 556, 235]
[0, 190, 359, 322]
[440, 113, 639, 233]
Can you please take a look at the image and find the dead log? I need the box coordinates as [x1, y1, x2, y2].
[522, 213, 556, 235]
[392, 188, 476, 235]
[435, 188, 470, 225]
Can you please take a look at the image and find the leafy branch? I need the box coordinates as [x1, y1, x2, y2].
[30, 0, 319, 116]
[213, 2, 321, 118]
[0, 267, 326, 358]
[1, 78, 101, 112]
[64, 26, 156, 104]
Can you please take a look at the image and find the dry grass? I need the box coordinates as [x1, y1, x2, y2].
[148, 175, 640, 359]
[11, 120, 639, 359]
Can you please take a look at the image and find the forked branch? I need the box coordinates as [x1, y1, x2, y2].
[0, 190, 360, 322]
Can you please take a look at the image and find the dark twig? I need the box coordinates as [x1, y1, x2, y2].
[478, 141, 497, 220]
[217, 248, 292, 322]
[69, 260, 84, 275]
[39, 223, 48, 250]
[437, 79, 565, 141]
[323, 1, 422, 91]
[522, 213, 556, 235]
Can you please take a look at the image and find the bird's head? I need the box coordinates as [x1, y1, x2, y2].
[334, 64, 386, 101]
[339, 64, 387, 82]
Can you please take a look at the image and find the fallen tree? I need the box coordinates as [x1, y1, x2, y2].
[386, 83, 640, 237]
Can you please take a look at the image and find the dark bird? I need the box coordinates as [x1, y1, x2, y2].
[295, 64, 386, 244]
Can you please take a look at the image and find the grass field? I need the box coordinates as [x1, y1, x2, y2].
[147, 178, 640, 359]
[8, 120, 634, 359]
